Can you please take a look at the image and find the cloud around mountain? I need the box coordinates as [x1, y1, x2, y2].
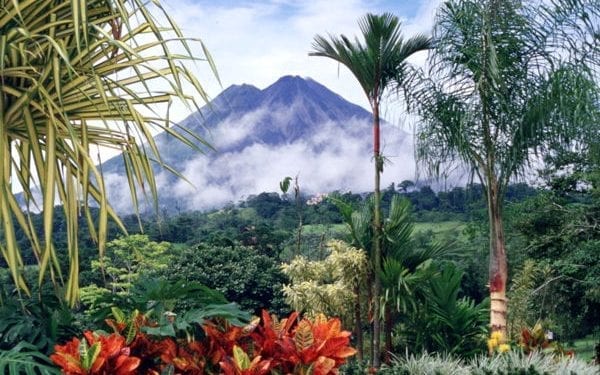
[102, 76, 415, 212]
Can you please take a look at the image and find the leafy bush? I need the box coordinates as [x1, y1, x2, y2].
[167, 243, 287, 314]
[0, 342, 60, 375]
[51, 310, 356, 375]
[0, 290, 78, 354]
[339, 359, 371, 374]
[396, 263, 488, 357]
[82, 277, 228, 325]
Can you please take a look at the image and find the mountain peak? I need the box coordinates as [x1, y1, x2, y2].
[269, 75, 312, 87]
[101, 75, 412, 213]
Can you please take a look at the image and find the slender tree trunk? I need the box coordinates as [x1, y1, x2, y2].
[295, 177, 302, 257]
[372, 103, 383, 368]
[384, 304, 393, 364]
[354, 282, 364, 362]
[487, 177, 508, 336]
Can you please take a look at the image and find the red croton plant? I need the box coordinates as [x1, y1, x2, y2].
[51, 310, 356, 374]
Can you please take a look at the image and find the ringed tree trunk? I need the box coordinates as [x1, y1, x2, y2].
[486, 177, 508, 336]
[372, 101, 383, 368]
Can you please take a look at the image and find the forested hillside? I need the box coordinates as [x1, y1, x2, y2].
[3, 180, 597, 349]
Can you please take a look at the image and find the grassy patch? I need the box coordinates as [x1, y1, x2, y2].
[302, 221, 468, 242]
[413, 221, 467, 241]
[302, 223, 347, 235]
[571, 335, 598, 362]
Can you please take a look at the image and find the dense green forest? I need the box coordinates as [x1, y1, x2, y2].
[3, 178, 598, 349]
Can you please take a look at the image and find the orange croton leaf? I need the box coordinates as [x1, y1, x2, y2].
[312, 356, 337, 375]
[219, 345, 272, 375]
[114, 355, 141, 375]
[51, 331, 140, 375]
[50, 337, 86, 375]
[294, 320, 315, 352]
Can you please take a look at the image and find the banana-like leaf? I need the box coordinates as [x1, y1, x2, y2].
[0, 342, 60, 375]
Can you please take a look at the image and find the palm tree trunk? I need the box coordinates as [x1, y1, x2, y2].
[487, 178, 508, 336]
[384, 304, 393, 364]
[372, 102, 383, 368]
[354, 282, 364, 362]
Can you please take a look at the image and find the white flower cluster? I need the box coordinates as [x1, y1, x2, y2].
[306, 193, 328, 206]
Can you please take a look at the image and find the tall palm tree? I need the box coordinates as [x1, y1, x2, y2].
[409, 0, 599, 336]
[310, 13, 429, 367]
[0, 0, 216, 306]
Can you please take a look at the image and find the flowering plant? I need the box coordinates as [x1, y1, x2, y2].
[487, 331, 511, 354]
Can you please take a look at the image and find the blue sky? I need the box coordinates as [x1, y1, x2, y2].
[161, 0, 440, 116]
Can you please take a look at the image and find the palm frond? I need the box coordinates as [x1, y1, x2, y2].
[0, 0, 216, 305]
[311, 12, 430, 104]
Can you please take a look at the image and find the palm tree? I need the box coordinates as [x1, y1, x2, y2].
[0, 0, 216, 306]
[408, 0, 600, 335]
[310, 13, 429, 367]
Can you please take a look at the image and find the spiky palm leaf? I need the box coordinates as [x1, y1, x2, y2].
[0, 1, 216, 305]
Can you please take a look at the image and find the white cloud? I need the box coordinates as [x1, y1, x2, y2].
[101, 1, 441, 212]
[151, 106, 415, 211]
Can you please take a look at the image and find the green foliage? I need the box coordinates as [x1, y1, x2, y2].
[0, 290, 78, 354]
[0, 342, 60, 375]
[166, 243, 286, 314]
[398, 263, 488, 357]
[378, 351, 599, 375]
[91, 234, 172, 294]
[79, 235, 174, 319]
[508, 190, 600, 338]
[339, 359, 371, 374]
[81, 277, 228, 330]
[507, 260, 555, 339]
[143, 302, 251, 339]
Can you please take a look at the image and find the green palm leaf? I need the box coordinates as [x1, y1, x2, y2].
[0, 0, 216, 306]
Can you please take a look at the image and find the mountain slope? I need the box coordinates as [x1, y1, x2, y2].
[102, 75, 413, 212]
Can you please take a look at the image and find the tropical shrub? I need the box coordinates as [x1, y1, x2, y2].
[396, 262, 488, 358]
[281, 240, 368, 324]
[51, 310, 356, 375]
[166, 243, 287, 314]
[0, 342, 60, 375]
[0, 289, 79, 354]
[79, 277, 228, 329]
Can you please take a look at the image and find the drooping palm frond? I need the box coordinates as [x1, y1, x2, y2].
[411, 0, 600, 188]
[0, 0, 217, 305]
